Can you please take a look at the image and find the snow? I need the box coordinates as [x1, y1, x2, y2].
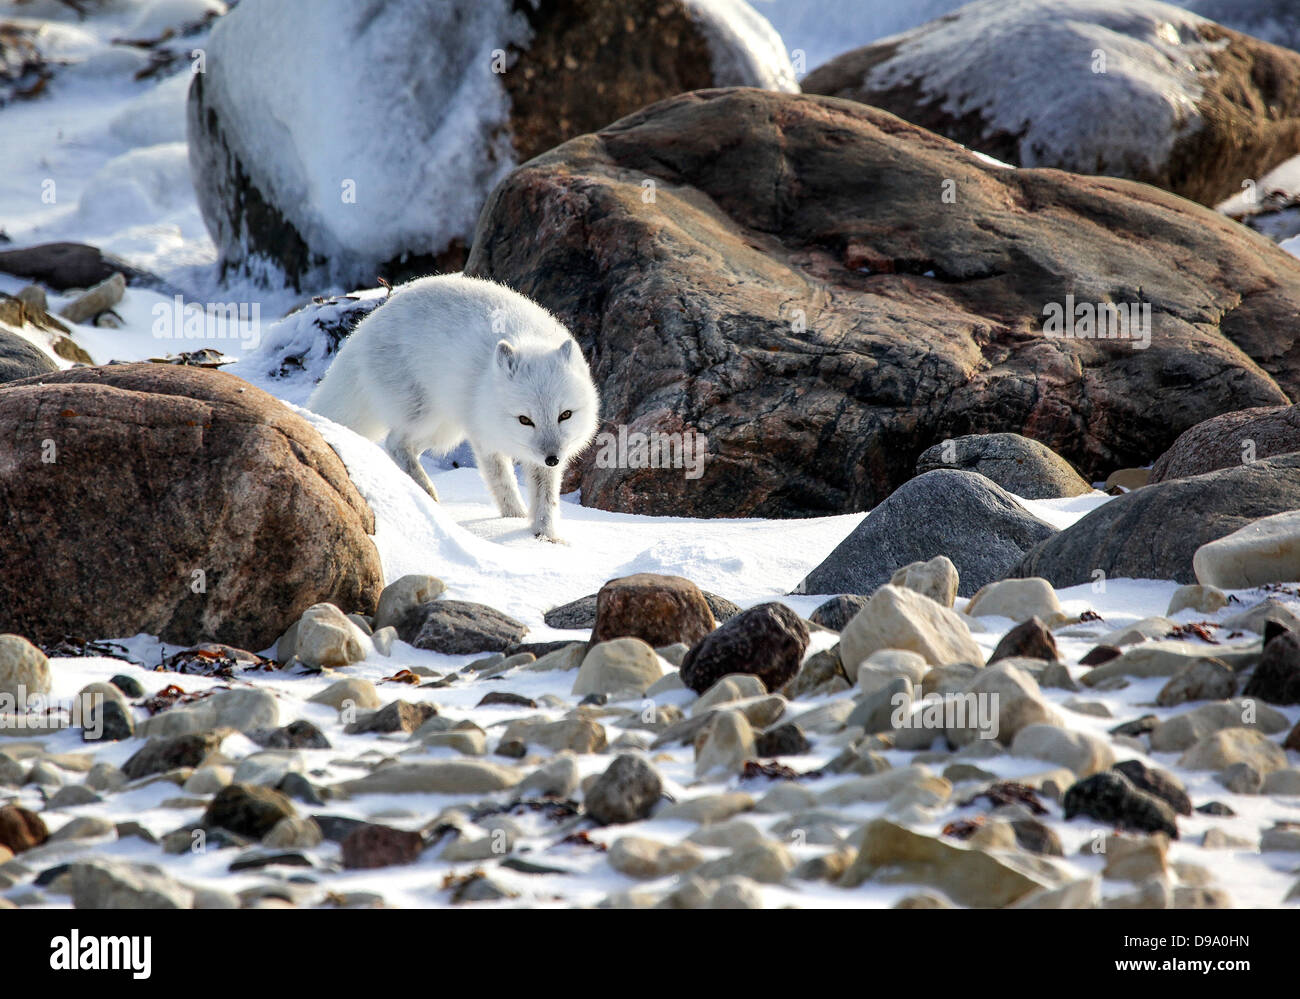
[684, 0, 799, 92]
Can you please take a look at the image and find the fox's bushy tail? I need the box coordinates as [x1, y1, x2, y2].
[306, 353, 386, 441]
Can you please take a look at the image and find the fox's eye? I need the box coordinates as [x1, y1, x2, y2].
[518, 415, 534, 427]
[558, 410, 572, 422]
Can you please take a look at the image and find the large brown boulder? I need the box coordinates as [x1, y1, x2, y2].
[801, 0, 1300, 208]
[466, 87, 1300, 517]
[1150, 405, 1300, 482]
[187, 0, 795, 290]
[0, 364, 382, 648]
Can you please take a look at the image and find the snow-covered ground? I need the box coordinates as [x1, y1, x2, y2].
[2, 0, 1299, 910]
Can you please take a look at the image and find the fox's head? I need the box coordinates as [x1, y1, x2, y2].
[489, 337, 599, 469]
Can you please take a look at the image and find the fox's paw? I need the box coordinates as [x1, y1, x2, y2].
[533, 529, 566, 544]
[500, 501, 528, 519]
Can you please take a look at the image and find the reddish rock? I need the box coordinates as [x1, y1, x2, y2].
[1151, 405, 1300, 482]
[590, 573, 716, 648]
[341, 822, 425, 870]
[0, 364, 382, 648]
[467, 88, 1300, 517]
[0, 804, 47, 854]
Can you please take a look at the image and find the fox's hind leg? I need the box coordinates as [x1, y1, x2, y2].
[471, 443, 527, 519]
[385, 430, 440, 502]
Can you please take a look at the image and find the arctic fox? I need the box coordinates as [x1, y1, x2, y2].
[308, 274, 599, 542]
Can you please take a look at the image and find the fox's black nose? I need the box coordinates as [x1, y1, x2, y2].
[545, 455, 559, 467]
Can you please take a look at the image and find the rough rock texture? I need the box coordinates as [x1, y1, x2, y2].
[1062, 771, 1180, 837]
[396, 600, 527, 654]
[798, 471, 1056, 596]
[679, 602, 809, 694]
[1151, 404, 1300, 482]
[1014, 453, 1300, 585]
[1194, 510, 1300, 589]
[467, 87, 1300, 517]
[0, 364, 382, 648]
[187, 0, 795, 290]
[915, 433, 1093, 498]
[802, 0, 1300, 207]
[585, 754, 664, 825]
[590, 574, 716, 649]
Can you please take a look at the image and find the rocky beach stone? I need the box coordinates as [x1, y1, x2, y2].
[64, 858, 193, 909]
[1061, 772, 1179, 837]
[585, 754, 663, 825]
[988, 617, 1060, 665]
[573, 638, 663, 697]
[341, 823, 425, 870]
[965, 579, 1064, 625]
[808, 595, 869, 631]
[342, 761, 522, 796]
[346, 700, 436, 735]
[0, 634, 50, 704]
[123, 733, 223, 781]
[679, 602, 807, 695]
[840, 584, 984, 671]
[914, 433, 1093, 499]
[293, 602, 368, 669]
[0, 804, 47, 854]
[1178, 728, 1287, 774]
[396, 600, 526, 654]
[1242, 630, 1300, 705]
[1194, 510, 1300, 589]
[1166, 584, 1228, 616]
[1010, 724, 1114, 777]
[608, 836, 705, 880]
[502, 717, 608, 754]
[798, 472, 1057, 597]
[841, 817, 1047, 906]
[694, 710, 756, 777]
[1112, 760, 1193, 816]
[137, 687, 279, 737]
[1151, 403, 1300, 482]
[889, 555, 960, 608]
[1156, 658, 1237, 707]
[202, 784, 296, 839]
[590, 574, 716, 649]
[0, 365, 381, 647]
[1149, 699, 1290, 751]
[308, 677, 381, 712]
[1016, 454, 1300, 585]
[373, 574, 446, 631]
[0, 327, 57, 384]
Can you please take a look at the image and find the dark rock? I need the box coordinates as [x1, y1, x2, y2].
[1242, 630, 1300, 705]
[1014, 454, 1300, 586]
[988, 617, 1059, 664]
[277, 772, 326, 806]
[782, 646, 848, 699]
[590, 573, 716, 648]
[396, 600, 526, 654]
[754, 723, 811, 757]
[345, 700, 436, 735]
[1112, 760, 1193, 816]
[1062, 771, 1179, 838]
[82, 699, 133, 742]
[0, 364, 382, 647]
[109, 674, 145, 698]
[1195, 801, 1236, 817]
[1151, 404, 1300, 482]
[228, 851, 314, 873]
[578, 693, 608, 707]
[248, 719, 331, 750]
[915, 433, 1093, 499]
[584, 754, 663, 825]
[0, 242, 157, 290]
[798, 471, 1056, 597]
[702, 592, 743, 623]
[476, 691, 537, 709]
[504, 640, 575, 659]
[1156, 657, 1238, 707]
[0, 804, 47, 853]
[495, 738, 528, 759]
[808, 595, 868, 632]
[679, 602, 808, 694]
[311, 814, 368, 843]
[1109, 714, 1159, 738]
[467, 87, 1300, 518]
[1010, 818, 1063, 857]
[201, 784, 296, 839]
[340, 822, 424, 870]
[1080, 645, 1122, 667]
[801, 2, 1300, 207]
[122, 732, 223, 781]
[1286, 720, 1300, 753]
[0, 328, 57, 385]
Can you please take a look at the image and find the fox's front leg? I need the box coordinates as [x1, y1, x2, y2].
[472, 444, 528, 519]
[385, 431, 439, 502]
[528, 462, 563, 542]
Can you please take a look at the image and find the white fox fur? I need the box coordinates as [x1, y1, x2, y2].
[308, 274, 599, 541]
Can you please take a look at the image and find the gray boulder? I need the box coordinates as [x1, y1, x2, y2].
[915, 433, 1093, 499]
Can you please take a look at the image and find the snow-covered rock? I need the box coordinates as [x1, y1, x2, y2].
[187, 0, 797, 290]
[801, 0, 1300, 207]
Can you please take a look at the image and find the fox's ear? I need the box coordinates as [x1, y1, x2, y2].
[495, 340, 517, 376]
[558, 340, 574, 363]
